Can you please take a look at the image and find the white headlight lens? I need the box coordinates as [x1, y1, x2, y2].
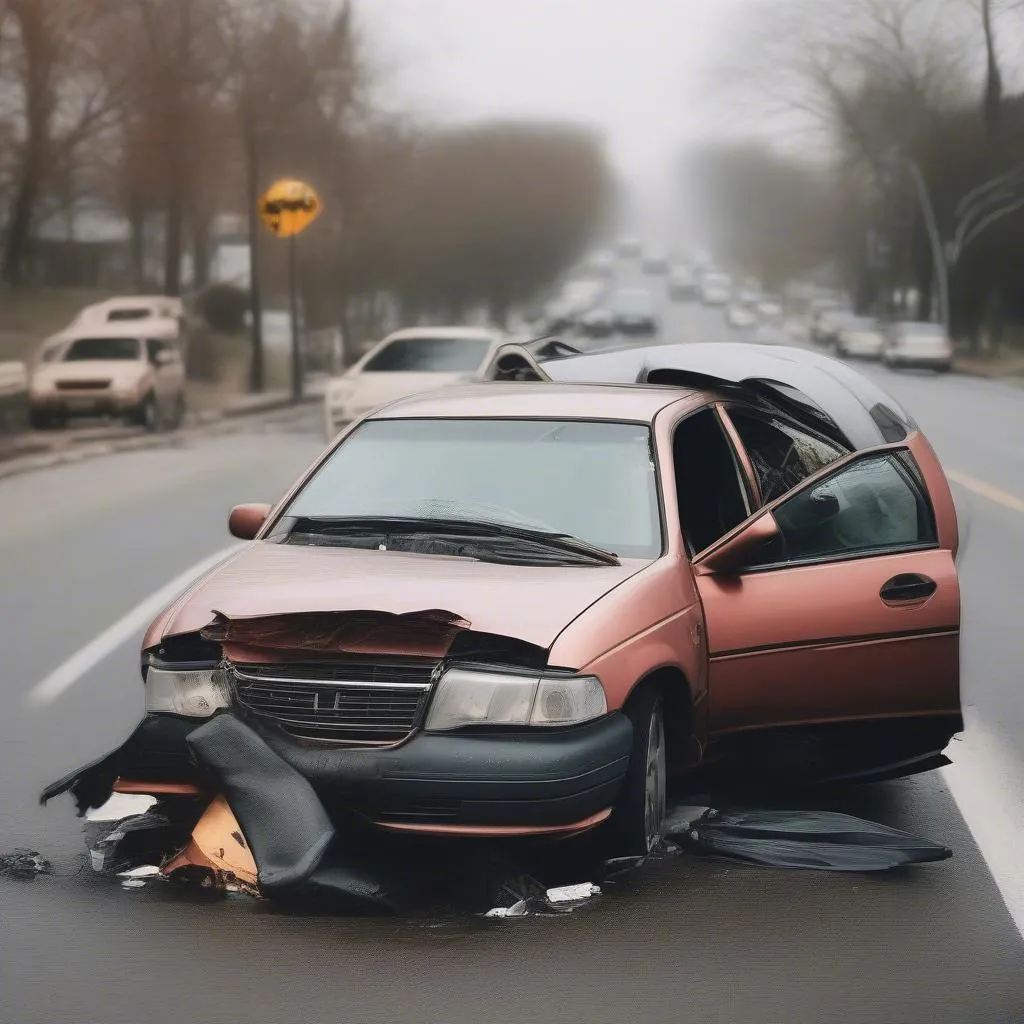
[425, 667, 606, 731]
[145, 665, 231, 717]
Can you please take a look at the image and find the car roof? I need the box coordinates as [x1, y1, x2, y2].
[380, 326, 503, 343]
[370, 381, 696, 422]
[535, 342, 918, 449]
[59, 318, 181, 340]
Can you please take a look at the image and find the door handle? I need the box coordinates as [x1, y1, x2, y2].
[879, 573, 937, 603]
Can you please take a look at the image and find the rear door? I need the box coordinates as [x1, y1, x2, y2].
[692, 432, 960, 738]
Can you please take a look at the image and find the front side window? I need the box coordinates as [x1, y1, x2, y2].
[285, 418, 662, 558]
[746, 452, 937, 569]
[362, 337, 491, 373]
[62, 337, 141, 361]
[672, 409, 751, 555]
[728, 409, 845, 505]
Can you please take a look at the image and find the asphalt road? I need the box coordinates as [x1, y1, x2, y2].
[2, 275, 1024, 1024]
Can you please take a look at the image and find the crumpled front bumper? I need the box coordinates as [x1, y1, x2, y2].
[42, 709, 633, 898]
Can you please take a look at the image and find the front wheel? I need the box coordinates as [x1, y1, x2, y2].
[133, 392, 158, 431]
[608, 689, 667, 857]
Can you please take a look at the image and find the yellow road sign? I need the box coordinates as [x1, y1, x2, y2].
[258, 178, 322, 238]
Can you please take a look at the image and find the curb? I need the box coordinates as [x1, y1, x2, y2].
[0, 394, 321, 482]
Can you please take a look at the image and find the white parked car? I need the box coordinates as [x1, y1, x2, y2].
[29, 319, 186, 430]
[324, 327, 508, 440]
[834, 316, 885, 360]
[882, 322, 954, 372]
[756, 298, 784, 321]
[699, 272, 732, 306]
[725, 303, 758, 329]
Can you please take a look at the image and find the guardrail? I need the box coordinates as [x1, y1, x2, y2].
[0, 361, 29, 433]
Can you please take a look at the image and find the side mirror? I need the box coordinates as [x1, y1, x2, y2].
[229, 502, 271, 540]
[697, 512, 781, 574]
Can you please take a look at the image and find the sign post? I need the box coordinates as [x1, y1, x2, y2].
[257, 178, 322, 402]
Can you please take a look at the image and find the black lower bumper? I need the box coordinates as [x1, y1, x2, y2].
[43, 710, 634, 830]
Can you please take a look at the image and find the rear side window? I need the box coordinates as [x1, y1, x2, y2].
[362, 337, 491, 373]
[727, 410, 845, 505]
[746, 453, 937, 568]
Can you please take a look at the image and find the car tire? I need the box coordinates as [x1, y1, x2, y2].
[167, 393, 186, 431]
[133, 392, 158, 431]
[607, 687, 667, 858]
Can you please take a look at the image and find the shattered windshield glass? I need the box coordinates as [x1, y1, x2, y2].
[284, 418, 662, 558]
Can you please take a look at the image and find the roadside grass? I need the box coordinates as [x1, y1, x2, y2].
[0, 288, 112, 362]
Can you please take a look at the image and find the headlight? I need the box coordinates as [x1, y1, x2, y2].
[327, 380, 356, 405]
[425, 666, 606, 732]
[145, 664, 231, 717]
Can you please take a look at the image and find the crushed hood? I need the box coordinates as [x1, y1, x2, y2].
[157, 541, 650, 651]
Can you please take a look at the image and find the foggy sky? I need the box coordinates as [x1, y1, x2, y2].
[353, 0, 745, 229]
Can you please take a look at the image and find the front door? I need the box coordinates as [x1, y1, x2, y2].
[693, 435, 960, 739]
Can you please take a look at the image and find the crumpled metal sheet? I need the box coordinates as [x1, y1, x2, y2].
[202, 608, 471, 659]
[666, 807, 952, 871]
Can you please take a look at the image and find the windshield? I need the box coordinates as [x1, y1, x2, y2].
[107, 308, 153, 322]
[362, 337, 491, 373]
[284, 418, 662, 558]
[62, 337, 141, 361]
[846, 317, 877, 330]
[704, 275, 731, 289]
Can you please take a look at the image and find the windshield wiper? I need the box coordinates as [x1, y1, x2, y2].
[282, 516, 621, 566]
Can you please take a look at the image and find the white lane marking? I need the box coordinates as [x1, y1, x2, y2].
[942, 715, 1024, 939]
[947, 470, 1024, 515]
[24, 544, 243, 707]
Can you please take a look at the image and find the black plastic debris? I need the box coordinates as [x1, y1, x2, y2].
[85, 809, 194, 876]
[668, 807, 952, 872]
[187, 714, 335, 895]
[0, 850, 52, 880]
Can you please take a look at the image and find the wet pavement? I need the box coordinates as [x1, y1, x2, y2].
[2, 284, 1024, 1023]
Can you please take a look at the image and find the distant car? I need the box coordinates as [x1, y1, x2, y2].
[737, 289, 761, 308]
[642, 249, 670, 275]
[699, 272, 732, 306]
[812, 310, 853, 348]
[323, 327, 508, 440]
[834, 317, 885, 360]
[668, 267, 699, 301]
[726, 304, 758, 329]
[28, 319, 186, 430]
[616, 235, 643, 258]
[783, 318, 810, 345]
[579, 307, 616, 339]
[609, 288, 658, 336]
[752, 324, 789, 346]
[586, 251, 616, 278]
[882, 322, 954, 372]
[756, 299, 784, 322]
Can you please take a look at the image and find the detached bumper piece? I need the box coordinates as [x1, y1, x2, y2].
[666, 807, 952, 871]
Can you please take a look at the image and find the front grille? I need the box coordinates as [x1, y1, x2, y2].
[56, 380, 111, 391]
[231, 660, 436, 744]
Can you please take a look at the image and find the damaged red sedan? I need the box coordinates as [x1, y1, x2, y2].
[43, 344, 962, 897]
